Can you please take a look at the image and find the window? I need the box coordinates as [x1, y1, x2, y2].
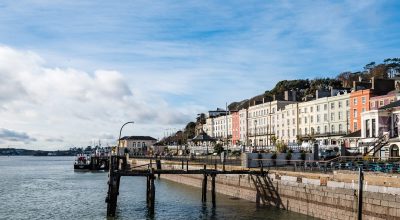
[317, 126, 320, 133]
[305, 128, 308, 134]
[354, 122, 358, 130]
[324, 114, 328, 121]
[353, 109, 358, 118]
[324, 125, 328, 133]
[331, 125, 335, 133]
[311, 116, 313, 123]
[324, 104, 327, 110]
[346, 100, 349, 107]
[317, 105, 320, 112]
[339, 124, 343, 132]
[310, 106, 313, 112]
[331, 113, 335, 121]
[354, 98, 358, 105]
[317, 115, 320, 122]
[362, 108, 366, 112]
[331, 102, 335, 109]
[292, 129, 295, 136]
[362, 96, 366, 104]
[338, 101, 342, 108]
[371, 102, 375, 108]
[304, 117, 308, 123]
[379, 100, 384, 106]
[338, 112, 342, 120]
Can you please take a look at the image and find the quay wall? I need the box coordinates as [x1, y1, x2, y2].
[132, 159, 400, 220]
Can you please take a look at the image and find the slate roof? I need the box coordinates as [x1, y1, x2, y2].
[379, 100, 400, 110]
[191, 132, 215, 142]
[120, 136, 157, 141]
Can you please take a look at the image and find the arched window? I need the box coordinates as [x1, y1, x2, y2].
[133, 142, 136, 147]
[317, 126, 320, 134]
[339, 124, 343, 132]
[331, 125, 335, 133]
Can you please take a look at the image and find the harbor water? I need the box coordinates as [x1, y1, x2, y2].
[0, 156, 313, 219]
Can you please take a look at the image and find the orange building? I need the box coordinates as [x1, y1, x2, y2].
[231, 111, 240, 145]
[349, 89, 373, 132]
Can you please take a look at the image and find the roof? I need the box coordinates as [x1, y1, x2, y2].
[120, 136, 157, 141]
[191, 132, 215, 142]
[379, 100, 400, 110]
[341, 130, 361, 138]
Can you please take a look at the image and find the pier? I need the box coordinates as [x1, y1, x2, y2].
[105, 156, 266, 217]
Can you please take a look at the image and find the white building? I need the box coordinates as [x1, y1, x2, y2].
[119, 136, 157, 156]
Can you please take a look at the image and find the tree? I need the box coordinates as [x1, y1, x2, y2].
[213, 143, 224, 154]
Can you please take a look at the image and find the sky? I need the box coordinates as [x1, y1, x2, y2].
[0, 0, 400, 150]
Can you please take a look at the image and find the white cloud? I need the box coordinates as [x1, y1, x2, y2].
[0, 45, 200, 149]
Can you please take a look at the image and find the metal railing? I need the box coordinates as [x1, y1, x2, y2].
[249, 156, 400, 173]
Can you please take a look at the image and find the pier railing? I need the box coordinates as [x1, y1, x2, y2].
[130, 155, 242, 167]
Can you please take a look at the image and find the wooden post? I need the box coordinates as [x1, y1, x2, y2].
[181, 160, 184, 169]
[147, 169, 155, 213]
[358, 167, 364, 220]
[202, 165, 207, 202]
[186, 160, 189, 172]
[106, 170, 120, 217]
[211, 174, 216, 207]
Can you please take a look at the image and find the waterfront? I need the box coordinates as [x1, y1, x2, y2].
[0, 156, 312, 219]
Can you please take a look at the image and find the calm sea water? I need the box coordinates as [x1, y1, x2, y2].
[0, 156, 312, 220]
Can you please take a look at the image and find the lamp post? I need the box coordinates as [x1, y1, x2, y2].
[254, 119, 258, 152]
[117, 121, 134, 156]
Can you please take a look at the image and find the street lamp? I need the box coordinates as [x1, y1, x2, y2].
[117, 121, 134, 156]
[254, 119, 258, 152]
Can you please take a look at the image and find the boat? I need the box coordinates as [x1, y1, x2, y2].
[74, 154, 91, 169]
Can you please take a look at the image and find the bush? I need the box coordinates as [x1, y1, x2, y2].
[276, 141, 288, 153]
[213, 143, 224, 154]
[271, 152, 277, 160]
[285, 151, 292, 162]
[300, 151, 306, 161]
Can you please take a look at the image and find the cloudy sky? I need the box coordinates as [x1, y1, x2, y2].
[0, 0, 399, 150]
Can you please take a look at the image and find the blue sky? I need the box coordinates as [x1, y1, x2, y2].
[0, 0, 399, 149]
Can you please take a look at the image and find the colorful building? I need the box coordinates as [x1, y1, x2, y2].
[231, 111, 240, 145]
[350, 89, 373, 132]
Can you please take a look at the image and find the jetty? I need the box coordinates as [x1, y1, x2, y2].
[105, 155, 266, 217]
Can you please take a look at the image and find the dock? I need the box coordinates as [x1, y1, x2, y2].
[105, 155, 267, 217]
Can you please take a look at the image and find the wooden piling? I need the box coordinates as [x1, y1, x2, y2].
[186, 160, 189, 171]
[211, 174, 216, 207]
[147, 168, 155, 213]
[202, 165, 207, 203]
[106, 170, 120, 217]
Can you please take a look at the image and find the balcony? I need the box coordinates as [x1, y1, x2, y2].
[298, 131, 348, 139]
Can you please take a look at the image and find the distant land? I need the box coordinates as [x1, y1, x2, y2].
[0, 148, 77, 156]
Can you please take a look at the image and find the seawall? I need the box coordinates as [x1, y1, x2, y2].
[132, 159, 400, 220]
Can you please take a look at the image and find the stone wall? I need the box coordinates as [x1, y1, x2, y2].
[132, 159, 400, 220]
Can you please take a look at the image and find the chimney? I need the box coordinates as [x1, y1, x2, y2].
[291, 90, 296, 101]
[371, 76, 375, 90]
[284, 91, 289, 101]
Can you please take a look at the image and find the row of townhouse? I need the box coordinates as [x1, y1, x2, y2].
[202, 77, 399, 150]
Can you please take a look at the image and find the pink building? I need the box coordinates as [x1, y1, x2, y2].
[370, 91, 397, 110]
[231, 111, 240, 145]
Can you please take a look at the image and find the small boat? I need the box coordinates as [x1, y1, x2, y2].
[74, 154, 91, 169]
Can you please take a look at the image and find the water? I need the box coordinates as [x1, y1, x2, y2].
[0, 156, 313, 219]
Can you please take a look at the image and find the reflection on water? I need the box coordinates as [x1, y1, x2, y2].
[0, 156, 313, 219]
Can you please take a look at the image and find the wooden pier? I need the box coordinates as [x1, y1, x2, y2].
[105, 156, 266, 217]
